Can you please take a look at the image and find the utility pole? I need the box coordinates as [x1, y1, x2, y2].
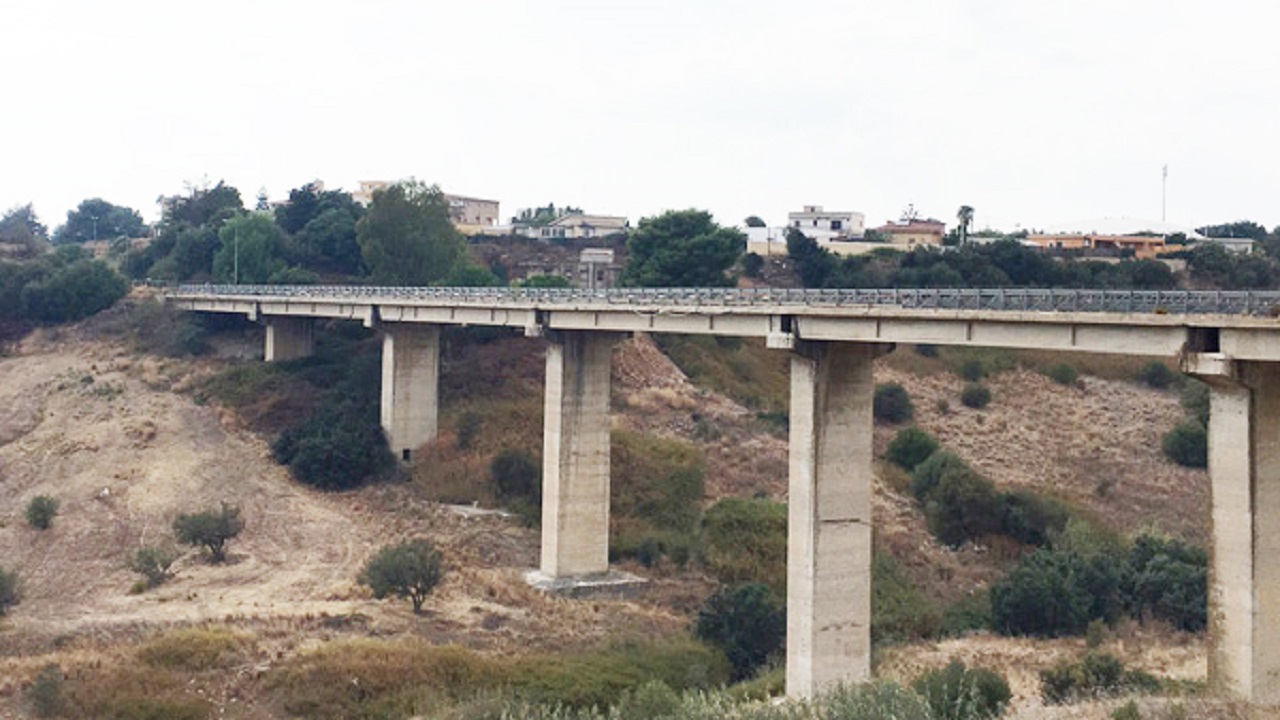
[233, 226, 239, 285]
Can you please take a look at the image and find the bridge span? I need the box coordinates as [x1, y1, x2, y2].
[167, 285, 1280, 702]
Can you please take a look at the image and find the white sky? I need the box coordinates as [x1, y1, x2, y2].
[2, 0, 1277, 234]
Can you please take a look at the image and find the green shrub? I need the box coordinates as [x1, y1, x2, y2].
[924, 466, 1003, 548]
[874, 383, 914, 423]
[915, 343, 940, 358]
[18, 259, 129, 323]
[512, 639, 731, 710]
[272, 352, 394, 490]
[1138, 362, 1178, 390]
[941, 592, 993, 636]
[1162, 420, 1207, 468]
[1041, 651, 1162, 704]
[173, 503, 244, 563]
[999, 489, 1071, 547]
[822, 681, 934, 720]
[28, 664, 64, 718]
[25, 495, 59, 529]
[1123, 534, 1208, 632]
[911, 659, 1011, 720]
[886, 427, 940, 471]
[1180, 380, 1210, 426]
[611, 430, 706, 567]
[694, 584, 784, 681]
[359, 539, 445, 614]
[703, 497, 787, 592]
[137, 627, 250, 671]
[1112, 700, 1141, 720]
[1046, 363, 1079, 385]
[959, 384, 991, 409]
[612, 680, 682, 719]
[991, 549, 1094, 637]
[991, 547, 1124, 638]
[742, 252, 765, 279]
[457, 411, 482, 450]
[873, 554, 942, 644]
[0, 567, 18, 615]
[958, 359, 986, 382]
[910, 451, 972, 503]
[491, 448, 540, 502]
[128, 545, 180, 588]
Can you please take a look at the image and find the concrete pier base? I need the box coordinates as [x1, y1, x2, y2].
[1196, 359, 1280, 702]
[264, 317, 314, 362]
[524, 569, 645, 598]
[786, 342, 877, 700]
[540, 331, 620, 579]
[380, 324, 440, 461]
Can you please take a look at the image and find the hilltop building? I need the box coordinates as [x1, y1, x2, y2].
[787, 205, 866, 240]
[516, 213, 629, 241]
[873, 219, 947, 248]
[351, 181, 499, 236]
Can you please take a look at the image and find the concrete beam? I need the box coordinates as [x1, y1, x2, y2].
[539, 331, 620, 579]
[1193, 361, 1280, 702]
[380, 324, 440, 461]
[786, 341, 879, 699]
[264, 317, 315, 362]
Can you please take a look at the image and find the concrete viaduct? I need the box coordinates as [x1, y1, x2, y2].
[166, 285, 1280, 702]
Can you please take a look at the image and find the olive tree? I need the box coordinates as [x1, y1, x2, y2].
[173, 503, 244, 563]
[359, 539, 444, 613]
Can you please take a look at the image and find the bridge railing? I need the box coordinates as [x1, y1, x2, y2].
[168, 285, 1280, 316]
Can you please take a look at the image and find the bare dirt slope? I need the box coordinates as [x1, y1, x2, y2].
[0, 330, 689, 660]
[875, 364, 1209, 544]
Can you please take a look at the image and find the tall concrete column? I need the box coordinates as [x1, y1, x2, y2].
[380, 324, 440, 462]
[264, 317, 314, 362]
[1194, 359, 1280, 702]
[787, 341, 877, 700]
[539, 331, 619, 579]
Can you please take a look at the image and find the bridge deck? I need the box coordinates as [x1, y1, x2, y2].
[165, 285, 1280, 360]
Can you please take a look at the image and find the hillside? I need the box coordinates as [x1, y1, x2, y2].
[0, 298, 1256, 718]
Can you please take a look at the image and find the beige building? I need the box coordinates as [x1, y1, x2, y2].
[447, 194, 500, 231]
[352, 181, 499, 235]
[1027, 233, 1170, 260]
[874, 219, 946, 247]
[519, 213, 629, 240]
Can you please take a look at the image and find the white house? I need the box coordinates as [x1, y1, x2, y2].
[787, 205, 866, 240]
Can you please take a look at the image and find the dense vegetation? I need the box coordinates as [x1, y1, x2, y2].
[0, 245, 128, 325]
[786, 228, 1280, 291]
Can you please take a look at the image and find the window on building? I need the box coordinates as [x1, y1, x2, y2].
[831, 220, 842, 231]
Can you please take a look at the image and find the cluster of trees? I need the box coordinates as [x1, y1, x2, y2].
[0, 243, 128, 324]
[785, 224, 1280, 292]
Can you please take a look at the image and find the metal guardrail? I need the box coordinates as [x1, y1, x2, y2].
[168, 285, 1280, 316]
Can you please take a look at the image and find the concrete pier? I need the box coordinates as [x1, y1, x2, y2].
[264, 317, 314, 362]
[786, 342, 877, 699]
[1197, 359, 1280, 702]
[538, 331, 619, 579]
[380, 324, 440, 461]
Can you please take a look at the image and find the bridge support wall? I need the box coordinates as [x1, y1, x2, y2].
[786, 341, 877, 699]
[539, 331, 619, 579]
[1200, 361, 1280, 702]
[264, 317, 314, 362]
[380, 324, 440, 461]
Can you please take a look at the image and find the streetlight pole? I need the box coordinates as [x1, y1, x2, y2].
[233, 226, 239, 285]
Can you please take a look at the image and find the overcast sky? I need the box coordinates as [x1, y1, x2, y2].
[2, 0, 1277, 235]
